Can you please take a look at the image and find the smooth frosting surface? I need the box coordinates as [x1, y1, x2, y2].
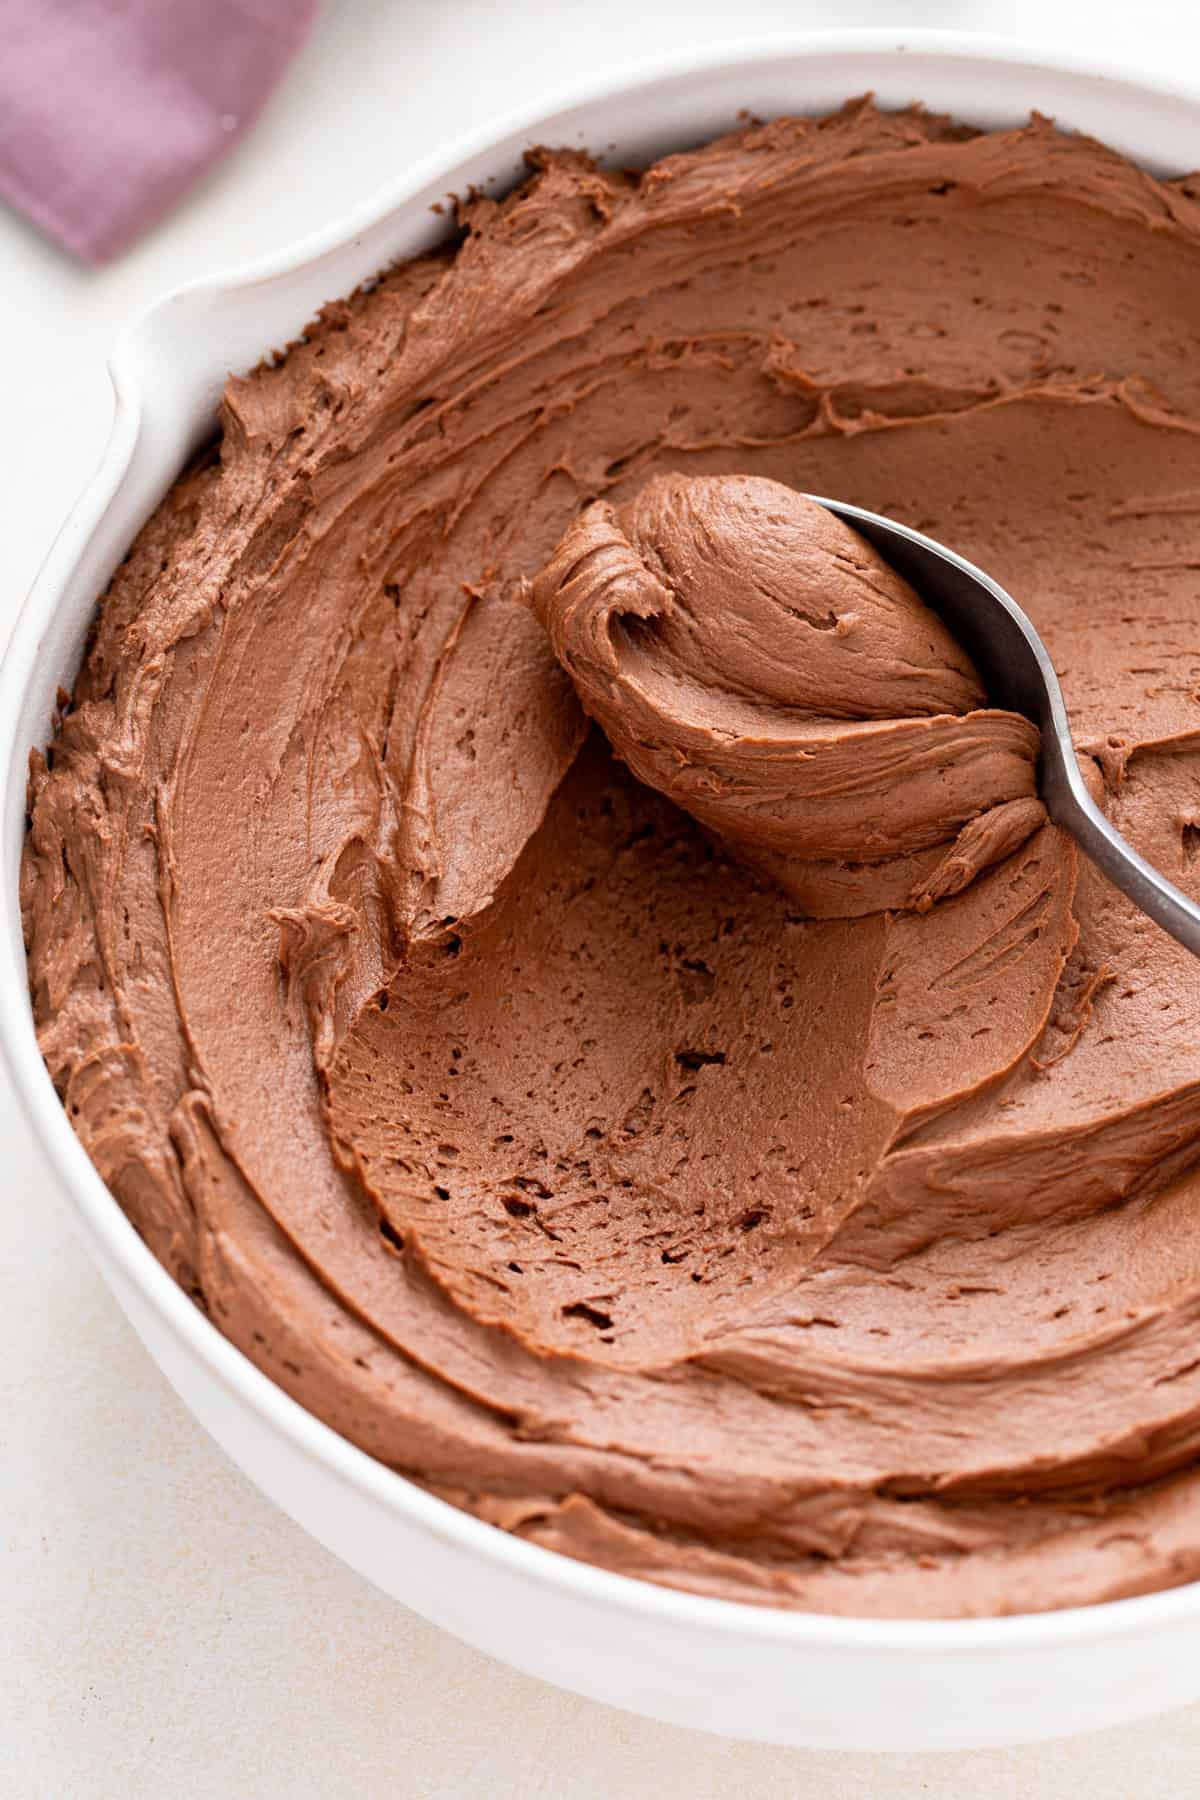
[22, 100, 1200, 1616]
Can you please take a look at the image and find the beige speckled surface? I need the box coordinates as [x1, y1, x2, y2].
[6, 1, 1200, 1790]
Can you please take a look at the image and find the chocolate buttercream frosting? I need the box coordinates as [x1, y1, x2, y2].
[22, 100, 1200, 1617]
[528, 474, 1046, 914]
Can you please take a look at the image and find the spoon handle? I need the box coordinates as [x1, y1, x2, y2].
[808, 494, 1200, 959]
[1044, 751, 1200, 957]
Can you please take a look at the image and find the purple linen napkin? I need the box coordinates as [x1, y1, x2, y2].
[0, 0, 317, 263]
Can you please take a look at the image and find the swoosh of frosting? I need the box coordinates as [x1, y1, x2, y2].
[527, 472, 1045, 914]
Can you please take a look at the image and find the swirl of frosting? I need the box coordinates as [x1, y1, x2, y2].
[528, 473, 1045, 915]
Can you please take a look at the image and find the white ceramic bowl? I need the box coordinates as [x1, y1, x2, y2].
[7, 32, 1200, 1752]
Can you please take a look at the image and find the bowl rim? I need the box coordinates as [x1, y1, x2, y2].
[7, 24, 1200, 1655]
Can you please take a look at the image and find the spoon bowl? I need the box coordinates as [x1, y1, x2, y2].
[809, 496, 1200, 957]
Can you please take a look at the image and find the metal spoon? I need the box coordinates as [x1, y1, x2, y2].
[808, 495, 1200, 957]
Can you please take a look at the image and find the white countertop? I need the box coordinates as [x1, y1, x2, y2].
[5, 3, 1200, 1793]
